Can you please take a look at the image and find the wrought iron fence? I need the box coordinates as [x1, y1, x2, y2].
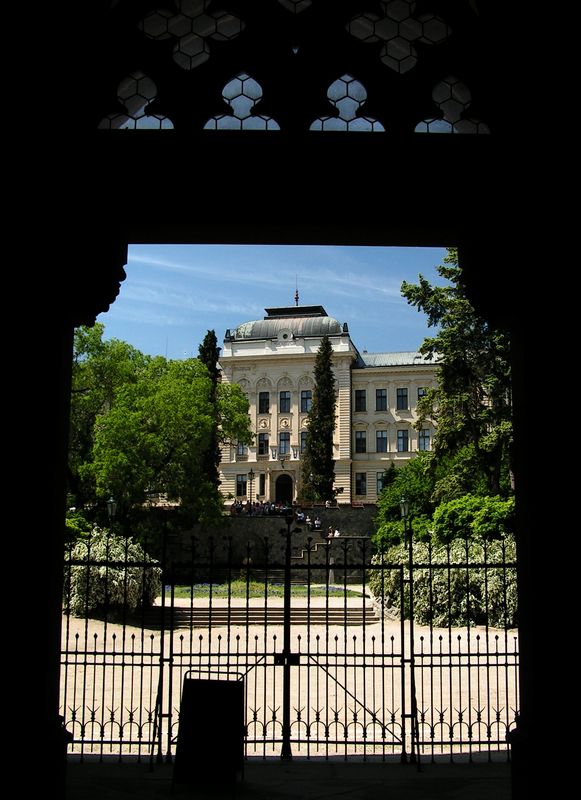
[60, 523, 518, 764]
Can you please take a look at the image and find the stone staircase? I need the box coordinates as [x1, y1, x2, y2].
[140, 603, 379, 629]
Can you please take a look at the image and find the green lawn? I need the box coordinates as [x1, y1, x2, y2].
[169, 580, 362, 599]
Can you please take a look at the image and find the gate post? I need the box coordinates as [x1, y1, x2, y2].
[400, 498, 420, 768]
[280, 513, 299, 760]
[151, 519, 168, 767]
[407, 512, 419, 766]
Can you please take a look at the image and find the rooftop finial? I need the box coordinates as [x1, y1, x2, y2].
[294, 276, 299, 306]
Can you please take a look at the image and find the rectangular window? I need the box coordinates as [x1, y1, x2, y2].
[396, 388, 408, 410]
[258, 391, 270, 414]
[397, 429, 409, 452]
[375, 388, 387, 411]
[236, 474, 247, 497]
[258, 433, 269, 455]
[355, 472, 367, 495]
[355, 389, 366, 412]
[418, 428, 431, 451]
[259, 473, 266, 496]
[376, 471, 386, 495]
[300, 430, 308, 453]
[300, 390, 312, 413]
[355, 430, 367, 453]
[417, 387, 427, 400]
[279, 391, 291, 413]
[279, 431, 290, 454]
[236, 442, 248, 456]
[376, 430, 388, 453]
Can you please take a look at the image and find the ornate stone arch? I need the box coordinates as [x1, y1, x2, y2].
[236, 377, 252, 394]
[38, 3, 543, 789]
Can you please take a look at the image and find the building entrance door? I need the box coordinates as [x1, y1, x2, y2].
[275, 473, 293, 505]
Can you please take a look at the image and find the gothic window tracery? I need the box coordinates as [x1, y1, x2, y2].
[277, 0, 312, 12]
[98, 72, 174, 129]
[415, 76, 490, 134]
[96, 2, 491, 135]
[347, 0, 450, 74]
[139, 1, 245, 71]
[204, 73, 280, 130]
[310, 75, 385, 132]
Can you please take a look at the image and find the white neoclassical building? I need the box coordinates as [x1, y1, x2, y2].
[218, 304, 437, 507]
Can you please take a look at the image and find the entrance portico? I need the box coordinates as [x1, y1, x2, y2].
[275, 473, 293, 505]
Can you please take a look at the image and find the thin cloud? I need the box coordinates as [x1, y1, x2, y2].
[127, 250, 296, 291]
[104, 306, 193, 328]
[119, 280, 262, 318]
[99, 244, 449, 358]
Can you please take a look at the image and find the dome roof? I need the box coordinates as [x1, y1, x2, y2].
[231, 305, 342, 340]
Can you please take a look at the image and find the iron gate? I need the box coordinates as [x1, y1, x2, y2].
[61, 521, 519, 763]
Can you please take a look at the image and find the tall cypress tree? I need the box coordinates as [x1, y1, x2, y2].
[301, 335, 336, 501]
[198, 330, 221, 490]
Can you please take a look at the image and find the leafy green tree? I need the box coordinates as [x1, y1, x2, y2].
[431, 493, 515, 544]
[428, 444, 490, 505]
[301, 335, 336, 501]
[86, 358, 215, 519]
[70, 327, 253, 529]
[65, 508, 92, 543]
[217, 382, 254, 450]
[373, 454, 436, 546]
[371, 250, 517, 619]
[69, 324, 149, 508]
[401, 248, 513, 496]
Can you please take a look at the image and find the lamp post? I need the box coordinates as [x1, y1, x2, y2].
[399, 497, 409, 541]
[248, 468, 254, 514]
[106, 496, 117, 526]
[400, 497, 420, 767]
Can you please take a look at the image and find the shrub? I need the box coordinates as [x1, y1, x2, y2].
[65, 508, 92, 542]
[63, 526, 162, 617]
[431, 494, 515, 544]
[368, 535, 517, 628]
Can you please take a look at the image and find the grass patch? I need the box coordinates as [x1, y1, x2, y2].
[169, 581, 363, 599]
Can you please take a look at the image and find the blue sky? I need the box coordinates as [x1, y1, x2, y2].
[97, 244, 450, 359]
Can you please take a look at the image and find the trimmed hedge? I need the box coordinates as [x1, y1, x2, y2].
[63, 527, 162, 617]
[368, 535, 517, 628]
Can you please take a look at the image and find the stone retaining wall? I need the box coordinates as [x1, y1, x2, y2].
[167, 506, 378, 572]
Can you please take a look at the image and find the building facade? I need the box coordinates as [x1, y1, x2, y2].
[218, 304, 437, 506]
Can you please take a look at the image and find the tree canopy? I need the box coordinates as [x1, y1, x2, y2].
[373, 248, 514, 550]
[69, 324, 149, 507]
[87, 357, 216, 516]
[69, 325, 252, 529]
[374, 454, 436, 545]
[401, 247, 513, 499]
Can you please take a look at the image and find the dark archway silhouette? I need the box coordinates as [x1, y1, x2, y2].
[275, 474, 293, 506]
[32, 5, 554, 799]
